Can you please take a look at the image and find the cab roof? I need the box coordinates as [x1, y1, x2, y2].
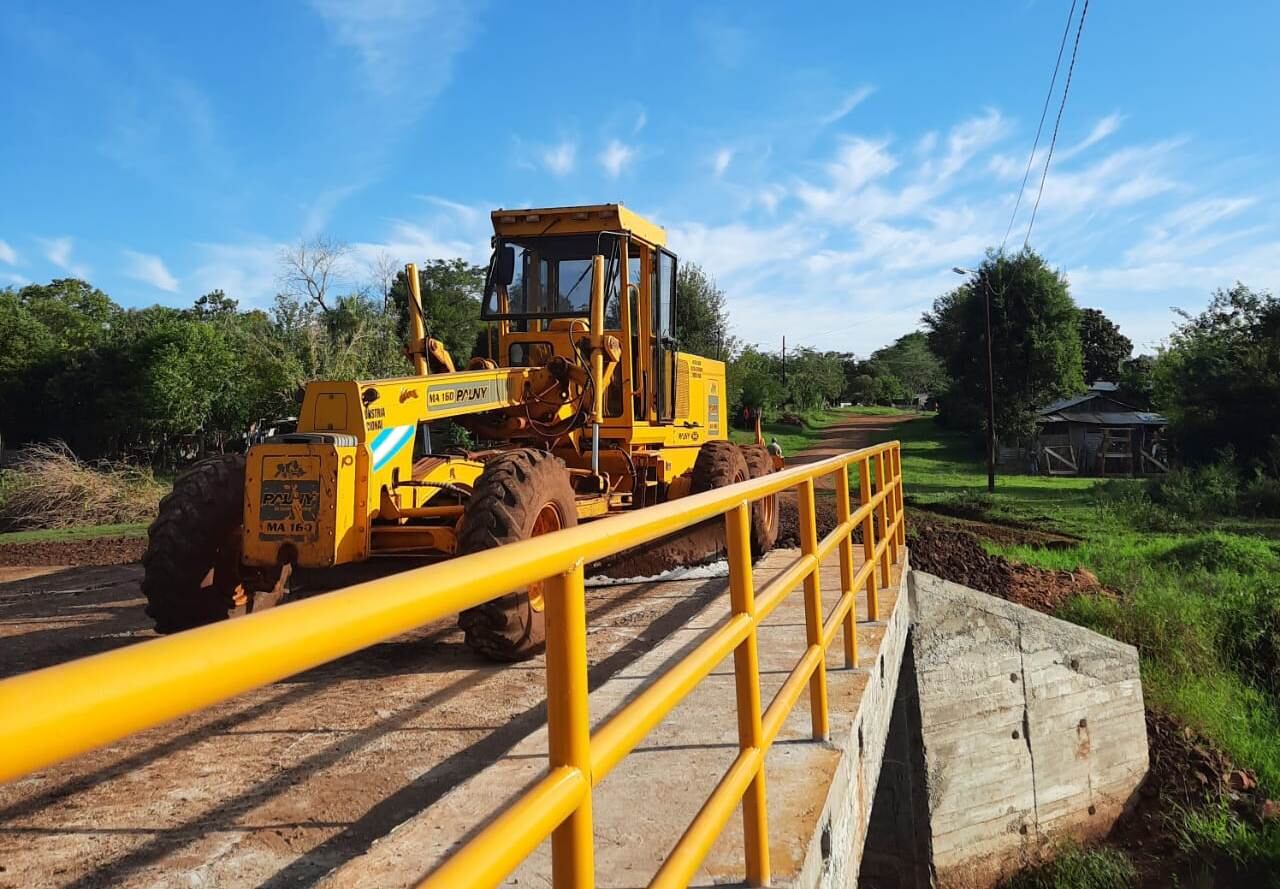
[491, 203, 667, 248]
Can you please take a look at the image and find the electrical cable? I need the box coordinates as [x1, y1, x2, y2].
[1001, 0, 1078, 252]
[1024, 0, 1090, 250]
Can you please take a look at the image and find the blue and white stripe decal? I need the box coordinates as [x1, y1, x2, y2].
[370, 424, 414, 471]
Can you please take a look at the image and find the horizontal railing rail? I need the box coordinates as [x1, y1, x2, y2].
[0, 440, 906, 889]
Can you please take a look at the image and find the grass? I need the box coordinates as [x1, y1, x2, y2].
[1001, 845, 1136, 889]
[862, 415, 1280, 879]
[0, 522, 149, 544]
[728, 407, 849, 454]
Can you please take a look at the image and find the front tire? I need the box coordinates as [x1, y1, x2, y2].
[457, 449, 578, 661]
[142, 455, 248, 633]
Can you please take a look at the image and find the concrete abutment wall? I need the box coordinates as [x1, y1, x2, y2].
[859, 571, 1148, 888]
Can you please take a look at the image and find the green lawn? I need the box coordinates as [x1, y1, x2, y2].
[0, 522, 149, 544]
[865, 416, 1280, 877]
[887, 416, 1107, 536]
[728, 407, 850, 454]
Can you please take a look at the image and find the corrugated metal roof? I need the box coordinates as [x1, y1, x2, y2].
[1038, 391, 1144, 416]
[1038, 410, 1167, 426]
[1038, 393, 1094, 415]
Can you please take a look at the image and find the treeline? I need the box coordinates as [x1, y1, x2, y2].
[0, 250, 488, 463]
[677, 267, 934, 416]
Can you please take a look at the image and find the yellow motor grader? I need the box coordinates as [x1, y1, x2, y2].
[143, 204, 779, 659]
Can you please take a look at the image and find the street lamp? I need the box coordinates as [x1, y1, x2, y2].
[952, 266, 997, 493]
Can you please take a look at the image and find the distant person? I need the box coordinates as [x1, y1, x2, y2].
[768, 437, 783, 458]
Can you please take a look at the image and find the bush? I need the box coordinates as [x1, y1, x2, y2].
[1147, 462, 1241, 519]
[1002, 844, 1136, 889]
[0, 442, 168, 531]
[1241, 474, 1280, 518]
[1092, 480, 1188, 532]
[1165, 532, 1279, 575]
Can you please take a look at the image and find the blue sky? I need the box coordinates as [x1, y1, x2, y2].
[2, 2, 1278, 356]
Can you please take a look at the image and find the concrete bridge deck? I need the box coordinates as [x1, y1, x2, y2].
[325, 547, 911, 888]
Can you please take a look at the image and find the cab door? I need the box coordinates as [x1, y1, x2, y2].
[654, 249, 677, 423]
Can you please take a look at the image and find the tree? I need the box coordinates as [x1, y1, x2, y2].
[388, 259, 486, 362]
[1117, 355, 1155, 407]
[730, 346, 784, 414]
[924, 249, 1084, 442]
[869, 332, 948, 395]
[784, 348, 845, 412]
[676, 263, 736, 360]
[1078, 308, 1132, 382]
[1152, 284, 1280, 473]
[279, 237, 352, 313]
[193, 290, 239, 319]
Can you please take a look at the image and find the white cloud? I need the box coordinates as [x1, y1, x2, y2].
[193, 198, 494, 308]
[633, 110, 647, 134]
[38, 236, 90, 278]
[3, 272, 27, 286]
[302, 183, 364, 237]
[1063, 112, 1124, 158]
[820, 85, 875, 126]
[757, 185, 785, 213]
[190, 242, 282, 305]
[668, 221, 809, 278]
[713, 148, 734, 177]
[0, 240, 17, 265]
[122, 250, 180, 292]
[542, 140, 577, 176]
[310, 0, 478, 100]
[599, 140, 635, 178]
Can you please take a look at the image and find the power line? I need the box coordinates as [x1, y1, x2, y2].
[1001, 0, 1078, 253]
[1024, 0, 1090, 250]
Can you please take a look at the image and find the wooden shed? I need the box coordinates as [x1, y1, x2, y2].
[1034, 390, 1167, 476]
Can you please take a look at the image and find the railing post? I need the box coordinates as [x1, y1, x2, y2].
[544, 562, 594, 889]
[725, 503, 771, 886]
[893, 445, 906, 547]
[875, 452, 893, 588]
[880, 452, 901, 570]
[797, 478, 830, 740]
[834, 465, 858, 669]
[857, 458, 880, 621]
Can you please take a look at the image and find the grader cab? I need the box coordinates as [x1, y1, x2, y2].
[142, 204, 779, 660]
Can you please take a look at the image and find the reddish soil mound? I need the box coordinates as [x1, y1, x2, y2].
[907, 518, 1103, 613]
[0, 536, 146, 567]
[776, 493, 839, 549]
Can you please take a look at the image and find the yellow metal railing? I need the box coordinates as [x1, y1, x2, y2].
[0, 441, 906, 888]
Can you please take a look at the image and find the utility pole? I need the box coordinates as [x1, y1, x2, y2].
[781, 335, 787, 383]
[953, 266, 998, 492]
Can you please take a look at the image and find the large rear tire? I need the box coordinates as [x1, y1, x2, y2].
[142, 455, 248, 633]
[742, 445, 780, 558]
[457, 449, 578, 661]
[691, 440, 749, 493]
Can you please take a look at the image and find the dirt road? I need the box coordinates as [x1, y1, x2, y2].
[0, 562, 731, 888]
[786, 411, 918, 485]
